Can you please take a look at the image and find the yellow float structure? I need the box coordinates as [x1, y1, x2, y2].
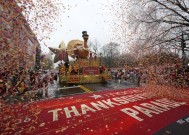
[49, 31, 110, 86]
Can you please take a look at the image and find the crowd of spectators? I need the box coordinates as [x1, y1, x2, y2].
[0, 67, 58, 98]
[110, 65, 189, 88]
[111, 69, 147, 86]
[1, 65, 188, 99]
[155, 66, 189, 87]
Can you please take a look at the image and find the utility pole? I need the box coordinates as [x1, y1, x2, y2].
[181, 32, 186, 67]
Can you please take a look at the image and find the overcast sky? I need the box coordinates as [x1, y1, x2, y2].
[43, 0, 114, 52]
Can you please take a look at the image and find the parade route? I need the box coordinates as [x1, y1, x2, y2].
[1, 1, 189, 135]
[1, 88, 189, 135]
[52, 80, 137, 98]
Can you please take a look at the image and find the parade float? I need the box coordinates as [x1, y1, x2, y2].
[49, 31, 110, 86]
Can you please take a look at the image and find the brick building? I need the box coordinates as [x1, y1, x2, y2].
[0, 0, 41, 71]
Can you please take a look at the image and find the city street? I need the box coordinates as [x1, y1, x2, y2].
[0, 0, 189, 135]
[1, 86, 189, 135]
[48, 79, 137, 98]
[1, 79, 137, 104]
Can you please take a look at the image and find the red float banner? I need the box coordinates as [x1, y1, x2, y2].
[68, 75, 79, 83]
[1, 88, 189, 135]
[83, 67, 99, 75]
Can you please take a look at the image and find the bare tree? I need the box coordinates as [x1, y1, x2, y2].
[88, 39, 100, 54]
[111, 0, 189, 55]
[115, 53, 138, 68]
[100, 42, 120, 68]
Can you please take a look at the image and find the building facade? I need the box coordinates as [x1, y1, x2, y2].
[0, 0, 41, 71]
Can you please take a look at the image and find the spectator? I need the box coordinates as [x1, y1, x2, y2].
[54, 73, 58, 84]
[136, 71, 141, 87]
[42, 79, 48, 98]
[0, 79, 6, 96]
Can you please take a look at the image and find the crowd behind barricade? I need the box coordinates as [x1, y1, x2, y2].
[110, 65, 189, 88]
[154, 65, 189, 87]
[0, 67, 58, 98]
[1, 65, 188, 98]
[111, 68, 147, 86]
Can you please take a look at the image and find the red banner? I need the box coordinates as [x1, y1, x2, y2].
[83, 67, 99, 75]
[68, 75, 79, 83]
[1, 88, 189, 135]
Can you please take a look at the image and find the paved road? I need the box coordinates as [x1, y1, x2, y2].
[1, 80, 137, 103]
[48, 79, 137, 98]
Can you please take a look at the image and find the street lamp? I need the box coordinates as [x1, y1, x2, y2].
[99, 53, 102, 65]
[181, 32, 186, 67]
